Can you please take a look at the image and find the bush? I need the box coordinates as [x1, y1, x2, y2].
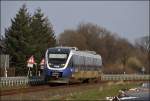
[127, 57, 142, 72]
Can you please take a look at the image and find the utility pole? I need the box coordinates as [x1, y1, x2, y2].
[4, 55, 8, 77]
[35, 63, 38, 76]
[142, 67, 145, 75]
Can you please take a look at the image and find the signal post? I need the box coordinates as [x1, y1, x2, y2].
[39, 58, 45, 77]
[27, 55, 35, 77]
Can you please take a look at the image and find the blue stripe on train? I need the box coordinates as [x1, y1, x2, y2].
[44, 68, 52, 76]
[62, 67, 72, 77]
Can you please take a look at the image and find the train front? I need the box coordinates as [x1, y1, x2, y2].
[44, 48, 72, 83]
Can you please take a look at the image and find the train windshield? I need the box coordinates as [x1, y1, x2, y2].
[48, 53, 68, 64]
[47, 48, 70, 65]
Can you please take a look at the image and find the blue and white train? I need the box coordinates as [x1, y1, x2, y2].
[44, 47, 102, 84]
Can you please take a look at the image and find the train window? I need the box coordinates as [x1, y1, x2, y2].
[82, 56, 84, 64]
[87, 58, 89, 66]
[72, 55, 77, 69]
[73, 55, 77, 65]
[95, 59, 98, 65]
[77, 56, 79, 65]
[79, 56, 81, 69]
[90, 58, 92, 66]
[77, 56, 80, 65]
[85, 57, 88, 66]
[69, 57, 73, 68]
[81, 56, 85, 71]
[73, 55, 78, 65]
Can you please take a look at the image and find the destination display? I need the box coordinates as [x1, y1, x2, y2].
[49, 54, 67, 59]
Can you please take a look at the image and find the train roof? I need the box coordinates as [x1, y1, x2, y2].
[47, 46, 101, 59]
[71, 50, 101, 59]
[54, 46, 78, 50]
[48, 46, 78, 51]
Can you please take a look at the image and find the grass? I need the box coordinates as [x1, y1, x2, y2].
[55, 82, 140, 100]
[0, 81, 141, 101]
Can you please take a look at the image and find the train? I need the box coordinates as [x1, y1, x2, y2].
[44, 47, 102, 84]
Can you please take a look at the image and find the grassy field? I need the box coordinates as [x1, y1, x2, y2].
[51, 82, 140, 100]
[1, 81, 141, 101]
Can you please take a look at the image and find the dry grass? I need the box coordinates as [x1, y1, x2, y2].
[0, 82, 140, 101]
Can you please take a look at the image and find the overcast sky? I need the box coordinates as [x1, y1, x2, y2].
[1, 1, 149, 43]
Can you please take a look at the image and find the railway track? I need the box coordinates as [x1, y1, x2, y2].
[0, 82, 99, 96]
[1, 83, 105, 101]
[1, 80, 148, 96]
[0, 85, 50, 96]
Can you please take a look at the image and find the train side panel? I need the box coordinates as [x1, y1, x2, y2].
[68, 53, 102, 83]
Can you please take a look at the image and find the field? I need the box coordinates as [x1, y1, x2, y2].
[51, 82, 140, 100]
[1, 81, 140, 101]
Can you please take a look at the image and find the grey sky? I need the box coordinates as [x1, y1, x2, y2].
[1, 1, 149, 43]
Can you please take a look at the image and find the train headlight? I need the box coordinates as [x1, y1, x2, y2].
[48, 63, 52, 66]
[61, 64, 65, 67]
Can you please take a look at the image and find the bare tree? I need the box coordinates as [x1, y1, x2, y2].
[58, 22, 138, 73]
[135, 36, 149, 73]
[58, 30, 88, 50]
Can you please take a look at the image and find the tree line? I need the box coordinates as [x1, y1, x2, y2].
[1, 5, 149, 75]
[2, 5, 56, 75]
[58, 23, 149, 74]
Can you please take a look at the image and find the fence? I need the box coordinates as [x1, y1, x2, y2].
[101, 74, 150, 81]
[0, 74, 149, 88]
[0, 76, 45, 88]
